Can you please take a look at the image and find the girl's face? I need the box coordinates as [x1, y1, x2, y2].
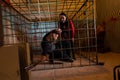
[59, 15, 66, 23]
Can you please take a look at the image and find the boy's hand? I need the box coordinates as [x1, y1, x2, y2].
[72, 38, 74, 42]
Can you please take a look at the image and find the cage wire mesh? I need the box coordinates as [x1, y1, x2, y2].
[0, 0, 98, 70]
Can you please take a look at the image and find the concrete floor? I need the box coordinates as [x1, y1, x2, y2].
[30, 52, 120, 80]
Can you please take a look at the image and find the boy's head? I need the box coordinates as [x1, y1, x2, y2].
[52, 28, 62, 34]
[59, 12, 67, 23]
[52, 29, 62, 40]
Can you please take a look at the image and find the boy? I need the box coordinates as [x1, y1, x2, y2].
[58, 12, 76, 60]
[40, 29, 61, 63]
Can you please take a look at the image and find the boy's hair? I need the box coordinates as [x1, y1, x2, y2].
[51, 29, 61, 34]
[59, 12, 66, 17]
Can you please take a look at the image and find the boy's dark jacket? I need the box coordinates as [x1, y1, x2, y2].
[58, 19, 75, 39]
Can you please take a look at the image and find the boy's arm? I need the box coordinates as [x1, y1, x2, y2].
[69, 19, 75, 39]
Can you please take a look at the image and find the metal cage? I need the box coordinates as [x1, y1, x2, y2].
[0, 0, 98, 70]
